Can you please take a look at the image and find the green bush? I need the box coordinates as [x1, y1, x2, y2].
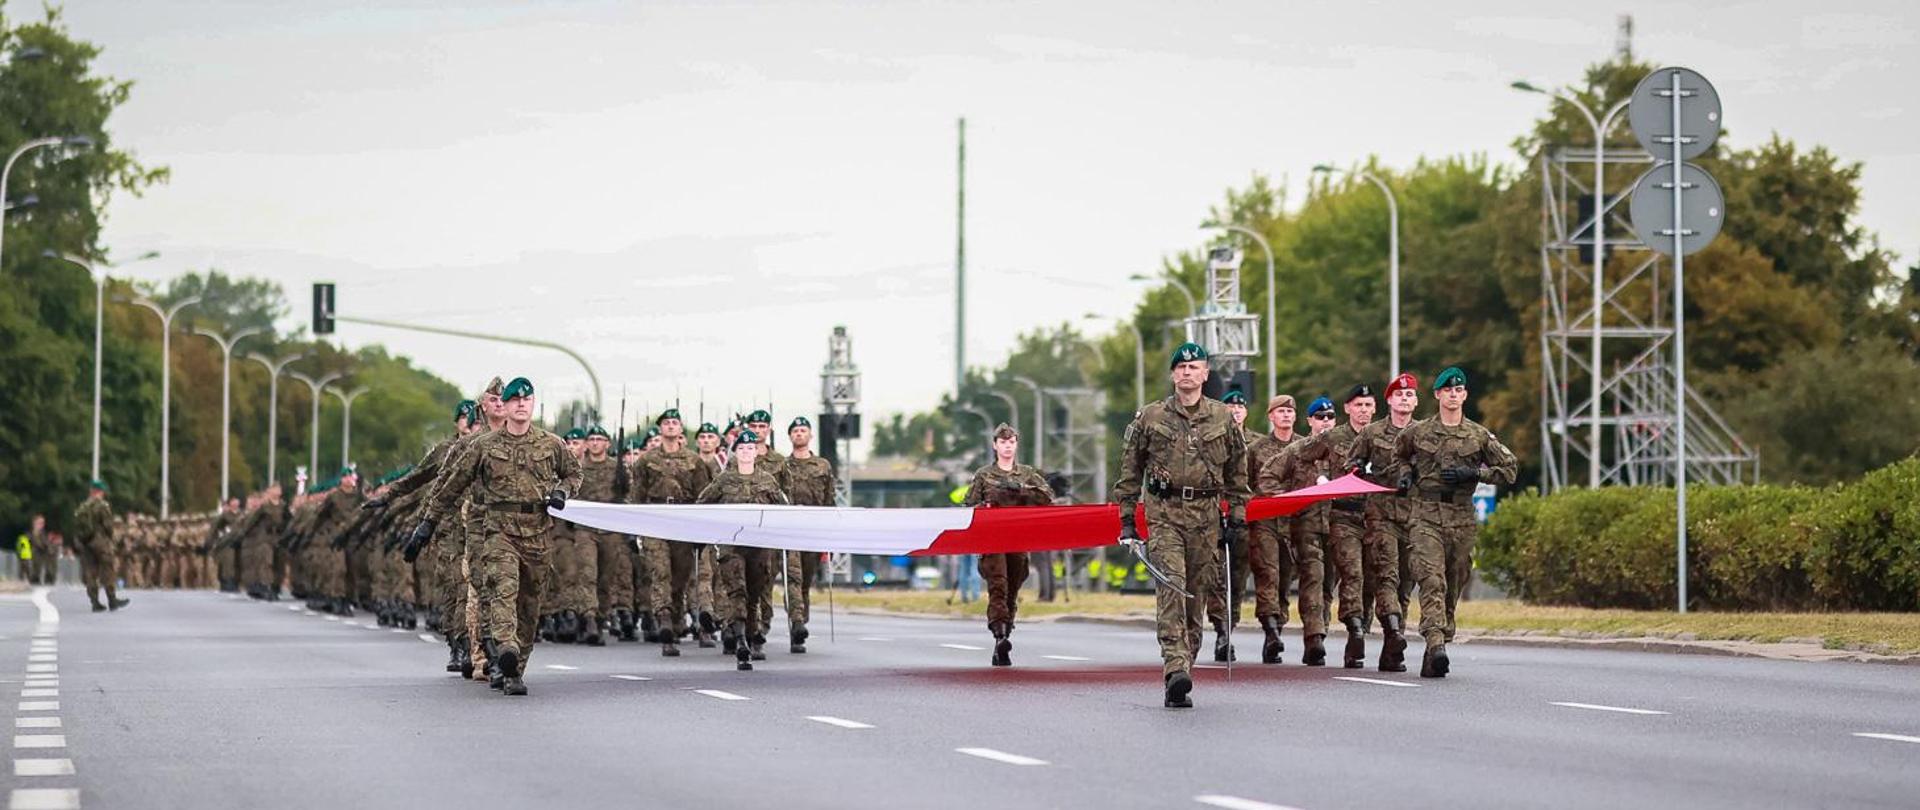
[1478, 457, 1920, 611]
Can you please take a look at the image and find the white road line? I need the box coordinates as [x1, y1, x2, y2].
[13, 719, 59, 729]
[285, 605, 302, 611]
[11, 736, 65, 749]
[544, 665, 579, 671]
[1853, 732, 1920, 745]
[28, 588, 58, 626]
[1041, 655, 1092, 662]
[20, 691, 56, 699]
[24, 666, 54, 675]
[27, 656, 55, 663]
[390, 628, 409, 634]
[417, 634, 438, 644]
[13, 758, 74, 776]
[322, 615, 339, 622]
[940, 643, 985, 651]
[1550, 701, 1669, 716]
[1333, 676, 1419, 688]
[1194, 795, 1305, 810]
[22, 681, 55, 689]
[610, 675, 652, 681]
[8, 788, 80, 810]
[693, 689, 749, 701]
[16, 703, 56, 713]
[805, 716, 874, 729]
[955, 747, 1048, 766]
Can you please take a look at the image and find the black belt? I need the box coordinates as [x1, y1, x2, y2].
[1330, 498, 1366, 513]
[486, 502, 545, 514]
[1146, 482, 1221, 500]
[1411, 491, 1470, 505]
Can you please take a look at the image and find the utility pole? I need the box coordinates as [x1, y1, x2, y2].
[954, 116, 966, 397]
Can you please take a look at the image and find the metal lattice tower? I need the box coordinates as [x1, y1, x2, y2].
[819, 325, 860, 582]
[1040, 386, 1107, 504]
[1537, 145, 1757, 491]
[1187, 248, 1260, 373]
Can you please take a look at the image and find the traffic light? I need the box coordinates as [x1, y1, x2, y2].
[312, 283, 335, 334]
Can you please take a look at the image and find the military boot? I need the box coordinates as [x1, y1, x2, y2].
[1379, 615, 1408, 672]
[1420, 639, 1449, 679]
[639, 612, 660, 643]
[581, 613, 605, 646]
[538, 614, 556, 642]
[660, 611, 681, 657]
[445, 635, 464, 673]
[1212, 620, 1236, 663]
[482, 639, 505, 690]
[748, 631, 767, 661]
[334, 598, 353, 618]
[376, 603, 392, 627]
[90, 600, 106, 613]
[558, 610, 581, 643]
[732, 621, 753, 671]
[990, 621, 1012, 667]
[1163, 670, 1193, 709]
[721, 623, 739, 655]
[790, 621, 808, 654]
[495, 646, 527, 696]
[1342, 617, 1367, 669]
[1303, 633, 1327, 666]
[1260, 615, 1283, 664]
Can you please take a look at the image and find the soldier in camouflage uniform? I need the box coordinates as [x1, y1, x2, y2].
[207, 499, 241, 591]
[309, 470, 365, 614]
[596, 435, 644, 642]
[1324, 384, 1376, 669]
[1247, 394, 1301, 664]
[1206, 388, 1253, 663]
[564, 425, 614, 646]
[413, 376, 580, 696]
[374, 399, 478, 666]
[1258, 396, 1339, 666]
[540, 427, 590, 643]
[1113, 343, 1250, 708]
[1395, 367, 1515, 678]
[627, 408, 716, 655]
[413, 381, 505, 679]
[686, 423, 726, 644]
[697, 429, 788, 671]
[72, 480, 130, 611]
[239, 484, 287, 599]
[779, 416, 835, 654]
[1344, 372, 1420, 672]
[962, 422, 1053, 667]
[737, 410, 786, 635]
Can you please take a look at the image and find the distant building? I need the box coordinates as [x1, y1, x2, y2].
[850, 455, 947, 508]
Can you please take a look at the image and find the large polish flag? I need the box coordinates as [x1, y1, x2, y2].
[552, 474, 1389, 557]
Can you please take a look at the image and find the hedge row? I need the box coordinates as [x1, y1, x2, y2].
[1478, 458, 1920, 611]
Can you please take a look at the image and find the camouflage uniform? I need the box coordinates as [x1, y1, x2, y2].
[735, 447, 787, 629]
[961, 462, 1052, 631]
[697, 467, 786, 656]
[72, 496, 123, 608]
[420, 424, 495, 664]
[1205, 423, 1255, 643]
[1321, 422, 1370, 626]
[1258, 431, 1338, 653]
[423, 425, 580, 672]
[1395, 416, 1516, 651]
[779, 453, 836, 628]
[239, 500, 288, 596]
[310, 486, 365, 606]
[567, 452, 616, 631]
[629, 444, 716, 644]
[1348, 417, 1414, 622]
[1244, 429, 1298, 654]
[1113, 395, 1250, 681]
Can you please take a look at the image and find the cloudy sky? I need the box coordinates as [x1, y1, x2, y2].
[70, 0, 1917, 440]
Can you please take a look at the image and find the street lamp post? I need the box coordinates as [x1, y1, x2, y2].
[1, 135, 93, 265]
[1512, 81, 1632, 488]
[326, 386, 371, 468]
[286, 370, 344, 477]
[1010, 376, 1045, 469]
[1128, 272, 1198, 317]
[46, 249, 159, 481]
[192, 325, 266, 504]
[1209, 224, 1277, 396]
[121, 292, 201, 517]
[952, 404, 993, 463]
[1312, 165, 1401, 380]
[245, 352, 306, 487]
[1085, 312, 1144, 410]
[982, 390, 1019, 439]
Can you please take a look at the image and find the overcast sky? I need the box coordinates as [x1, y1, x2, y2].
[70, 0, 1918, 443]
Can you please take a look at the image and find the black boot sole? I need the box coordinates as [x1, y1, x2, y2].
[1420, 647, 1449, 678]
[1164, 672, 1193, 708]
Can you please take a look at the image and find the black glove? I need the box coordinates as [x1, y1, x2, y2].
[1396, 473, 1413, 497]
[1118, 508, 1140, 543]
[1222, 516, 1246, 548]
[360, 498, 387, 511]
[1439, 466, 1480, 486]
[1344, 459, 1364, 476]
[545, 489, 568, 511]
[402, 520, 434, 563]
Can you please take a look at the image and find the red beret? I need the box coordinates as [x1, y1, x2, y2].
[1385, 373, 1419, 396]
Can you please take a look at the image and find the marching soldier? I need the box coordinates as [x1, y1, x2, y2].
[566, 425, 614, 646]
[1345, 372, 1420, 672]
[1325, 384, 1376, 668]
[1395, 366, 1516, 678]
[72, 480, 130, 612]
[416, 380, 505, 679]
[628, 408, 716, 656]
[1247, 395, 1301, 664]
[1207, 388, 1253, 662]
[1258, 396, 1339, 666]
[697, 429, 788, 671]
[411, 376, 580, 696]
[1113, 343, 1250, 708]
[780, 416, 835, 654]
[962, 422, 1053, 666]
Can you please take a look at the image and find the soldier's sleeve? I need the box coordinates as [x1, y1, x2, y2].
[695, 477, 723, 504]
[1344, 425, 1372, 474]
[1393, 421, 1421, 487]
[1478, 428, 1519, 487]
[961, 469, 988, 507]
[553, 436, 582, 498]
[423, 439, 482, 525]
[1223, 421, 1250, 522]
[385, 440, 448, 499]
[626, 459, 651, 505]
[1111, 410, 1148, 507]
[1256, 446, 1289, 496]
[1028, 468, 1056, 504]
[691, 456, 715, 501]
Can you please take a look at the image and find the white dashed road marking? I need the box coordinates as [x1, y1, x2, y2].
[544, 665, 579, 671]
[693, 689, 749, 701]
[940, 643, 985, 651]
[1041, 655, 1092, 662]
[955, 747, 1047, 766]
[27, 657, 54, 663]
[418, 634, 438, 644]
[857, 637, 893, 642]
[610, 675, 652, 681]
[16, 703, 56, 713]
[1550, 702, 1669, 716]
[8, 787, 80, 809]
[28, 588, 58, 626]
[13, 718, 60, 729]
[18, 691, 55, 699]
[390, 629, 409, 634]
[1853, 732, 1920, 745]
[805, 716, 874, 729]
[1333, 677, 1419, 688]
[22, 682, 55, 689]
[13, 758, 74, 776]
[11, 736, 65, 749]
[1194, 795, 1306, 810]
[25, 666, 54, 675]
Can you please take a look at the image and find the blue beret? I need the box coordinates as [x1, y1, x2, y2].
[1307, 396, 1335, 416]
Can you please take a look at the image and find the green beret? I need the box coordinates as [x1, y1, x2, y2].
[746, 409, 772, 424]
[733, 429, 761, 449]
[788, 416, 811, 432]
[585, 425, 609, 440]
[338, 465, 356, 477]
[563, 428, 586, 441]
[501, 377, 534, 401]
[453, 400, 477, 422]
[724, 420, 739, 433]
[1433, 366, 1467, 391]
[644, 426, 661, 440]
[657, 408, 681, 424]
[697, 422, 720, 436]
[89, 479, 108, 492]
[1170, 342, 1209, 368]
[1220, 389, 1247, 405]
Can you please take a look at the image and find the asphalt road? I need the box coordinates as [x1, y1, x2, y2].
[4, 587, 1918, 810]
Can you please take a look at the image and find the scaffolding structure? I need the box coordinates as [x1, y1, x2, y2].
[1039, 386, 1107, 504]
[1537, 145, 1758, 491]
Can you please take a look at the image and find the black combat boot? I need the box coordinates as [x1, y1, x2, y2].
[1303, 633, 1327, 666]
[721, 622, 739, 655]
[1380, 615, 1408, 673]
[90, 600, 106, 613]
[1212, 620, 1236, 663]
[699, 611, 719, 636]
[455, 635, 474, 679]
[376, 603, 391, 627]
[445, 635, 464, 673]
[495, 646, 527, 696]
[639, 612, 660, 643]
[335, 598, 353, 618]
[748, 631, 767, 661]
[108, 595, 130, 611]
[538, 614, 556, 642]
[990, 621, 1012, 667]
[790, 621, 808, 654]
[581, 613, 605, 646]
[660, 612, 681, 657]
[1260, 615, 1283, 664]
[732, 621, 753, 671]
[482, 639, 505, 690]
[1420, 639, 1449, 679]
[558, 610, 580, 643]
[1163, 670, 1193, 709]
[1343, 617, 1366, 669]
